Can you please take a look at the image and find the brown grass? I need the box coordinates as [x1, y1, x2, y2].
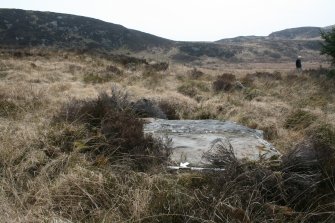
[0, 49, 334, 222]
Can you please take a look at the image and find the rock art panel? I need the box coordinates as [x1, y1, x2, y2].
[144, 119, 281, 167]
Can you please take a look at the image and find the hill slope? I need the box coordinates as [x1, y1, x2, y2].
[172, 26, 331, 63]
[268, 26, 326, 40]
[0, 9, 330, 63]
[0, 9, 172, 51]
[212, 26, 331, 63]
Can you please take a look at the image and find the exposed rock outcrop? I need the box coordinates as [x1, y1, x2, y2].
[144, 119, 281, 167]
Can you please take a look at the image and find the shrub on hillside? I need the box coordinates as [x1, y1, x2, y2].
[156, 97, 197, 120]
[321, 27, 335, 65]
[53, 87, 171, 170]
[202, 138, 240, 168]
[198, 130, 335, 222]
[132, 98, 166, 119]
[212, 73, 236, 92]
[55, 88, 130, 126]
[281, 123, 335, 215]
[157, 100, 179, 120]
[306, 123, 335, 177]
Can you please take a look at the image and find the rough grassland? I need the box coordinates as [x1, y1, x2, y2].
[0, 49, 334, 222]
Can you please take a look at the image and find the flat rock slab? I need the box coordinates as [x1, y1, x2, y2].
[144, 119, 281, 167]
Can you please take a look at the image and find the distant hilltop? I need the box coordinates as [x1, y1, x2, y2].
[268, 26, 332, 40]
[0, 9, 332, 63]
[0, 8, 172, 51]
[216, 26, 332, 43]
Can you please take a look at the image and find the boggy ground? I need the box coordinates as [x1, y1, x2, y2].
[0, 49, 334, 222]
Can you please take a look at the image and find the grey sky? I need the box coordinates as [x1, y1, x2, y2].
[1, 0, 335, 41]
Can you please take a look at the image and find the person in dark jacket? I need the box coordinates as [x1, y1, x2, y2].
[296, 56, 302, 72]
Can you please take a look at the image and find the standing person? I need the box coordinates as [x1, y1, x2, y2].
[296, 56, 302, 72]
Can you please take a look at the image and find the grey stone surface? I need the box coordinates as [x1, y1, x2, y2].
[144, 119, 281, 167]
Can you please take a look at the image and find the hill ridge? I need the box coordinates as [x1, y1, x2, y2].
[0, 8, 172, 51]
[0, 9, 330, 63]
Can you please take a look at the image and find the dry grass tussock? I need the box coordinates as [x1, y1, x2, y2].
[0, 49, 334, 222]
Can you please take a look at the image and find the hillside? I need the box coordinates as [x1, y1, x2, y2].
[172, 26, 331, 63]
[213, 26, 332, 63]
[0, 9, 330, 63]
[0, 9, 172, 51]
[269, 26, 324, 40]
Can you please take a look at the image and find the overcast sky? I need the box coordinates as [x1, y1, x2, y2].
[1, 0, 335, 41]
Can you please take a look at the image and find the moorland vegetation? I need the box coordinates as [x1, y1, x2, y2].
[0, 47, 334, 222]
